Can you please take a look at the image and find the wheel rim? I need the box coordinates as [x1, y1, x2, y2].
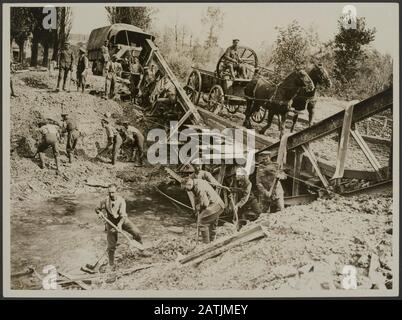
[208, 85, 224, 112]
[252, 106, 267, 123]
[226, 103, 240, 114]
[216, 46, 258, 79]
[185, 70, 201, 105]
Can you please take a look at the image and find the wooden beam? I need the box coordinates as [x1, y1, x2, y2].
[351, 130, 384, 181]
[145, 39, 204, 124]
[284, 193, 318, 206]
[302, 144, 330, 189]
[259, 87, 393, 157]
[179, 225, 267, 265]
[292, 147, 303, 196]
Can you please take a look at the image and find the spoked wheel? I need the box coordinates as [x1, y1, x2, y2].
[185, 69, 202, 105]
[252, 106, 267, 123]
[207, 85, 225, 113]
[226, 103, 241, 114]
[216, 46, 258, 79]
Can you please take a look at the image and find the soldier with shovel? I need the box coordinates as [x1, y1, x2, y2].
[94, 184, 147, 271]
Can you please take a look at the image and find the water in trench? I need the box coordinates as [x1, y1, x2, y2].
[10, 190, 195, 289]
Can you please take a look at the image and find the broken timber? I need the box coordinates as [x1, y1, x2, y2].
[179, 225, 267, 265]
[258, 87, 392, 158]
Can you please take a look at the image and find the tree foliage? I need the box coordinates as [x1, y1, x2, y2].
[333, 17, 376, 84]
[270, 20, 320, 80]
[105, 6, 155, 31]
[202, 6, 224, 49]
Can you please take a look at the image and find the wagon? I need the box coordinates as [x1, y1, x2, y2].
[87, 23, 155, 76]
[185, 46, 259, 115]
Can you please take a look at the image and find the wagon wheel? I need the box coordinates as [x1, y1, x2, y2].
[185, 70, 202, 105]
[225, 96, 244, 114]
[226, 103, 241, 114]
[252, 106, 267, 124]
[216, 46, 258, 79]
[207, 85, 225, 113]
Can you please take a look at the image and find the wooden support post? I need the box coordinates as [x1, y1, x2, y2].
[292, 147, 303, 196]
[216, 164, 227, 197]
[145, 39, 204, 125]
[301, 144, 330, 189]
[350, 130, 384, 181]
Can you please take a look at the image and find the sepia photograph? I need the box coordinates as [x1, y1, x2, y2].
[2, 2, 399, 298]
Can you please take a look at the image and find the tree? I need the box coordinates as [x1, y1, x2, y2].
[10, 7, 33, 62]
[333, 17, 376, 84]
[202, 6, 224, 49]
[52, 7, 73, 62]
[271, 20, 319, 80]
[105, 6, 156, 31]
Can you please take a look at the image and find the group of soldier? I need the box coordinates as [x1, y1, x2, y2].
[180, 154, 284, 245]
[34, 110, 145, 175]
[25, 38, 285, 272]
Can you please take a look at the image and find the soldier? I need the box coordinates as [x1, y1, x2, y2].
[223, 39, 247, 79]
[121, 121, 145, 165]
[100, 40, 110, 76]
[129, 56, 144, 103]
[76, 47, 89, 93]
[190, 159, 220, 187]
[231, 167, 262, 222]
[97, 117, 122, 165]
[56, 41, 74, 92]
[182, 177, 225, 244]
[104, 54, 119, 99]
[61, 112, 80, 163]
[35, 121, 61, 173]
[95, 184, 143, 270]
[256, 159, 285, 213]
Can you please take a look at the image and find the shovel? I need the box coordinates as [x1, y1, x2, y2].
[81, 250, 107, 274]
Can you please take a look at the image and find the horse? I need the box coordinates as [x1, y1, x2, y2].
[243, 69, 315, 137]
[289, 63, 332, 132]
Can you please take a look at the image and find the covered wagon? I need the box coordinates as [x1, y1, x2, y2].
[87, 23, 155, 75]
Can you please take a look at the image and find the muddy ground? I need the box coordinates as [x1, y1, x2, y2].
[9, 71, 393, 291]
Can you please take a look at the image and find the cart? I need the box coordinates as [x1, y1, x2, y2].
[185, 46, 258, 114]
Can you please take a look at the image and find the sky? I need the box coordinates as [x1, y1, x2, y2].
[71, 3, 398, 57]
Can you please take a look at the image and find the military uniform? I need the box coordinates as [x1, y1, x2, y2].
[125, 125, 145, 165]
[105, 60, 119, 99]
[256, 164, 285, 213]
[223, 44, 246, 78]
[103, 123, 122, 165]
[190, 170, 220, 186]
[37, 124, 60, 171]
[76, 51, 89, 92]
[62, 116, 80, 163]
[191, 179, 225, 243]
[129, 61, 144, 102]
[57, 46, 74, 91]
[234, 176, 262, 221]
[96, 195, 142, 267]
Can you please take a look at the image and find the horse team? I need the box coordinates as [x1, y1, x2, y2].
[242, 64, 332, 137]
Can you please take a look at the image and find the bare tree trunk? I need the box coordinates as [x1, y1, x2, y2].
[30, 33, 39, 66]
[42, 42, 49, 67]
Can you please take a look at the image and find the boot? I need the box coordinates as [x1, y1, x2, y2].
[39, 152, 46, 169]
[200, 226, 210, 244]
[210, 225, 217, 242]
[68, 153, 73, 164]
[108, 250, 115, 268]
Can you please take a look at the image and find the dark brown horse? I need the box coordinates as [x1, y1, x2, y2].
[289, 64, 332, 132]
[243, 69, 315, 137]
